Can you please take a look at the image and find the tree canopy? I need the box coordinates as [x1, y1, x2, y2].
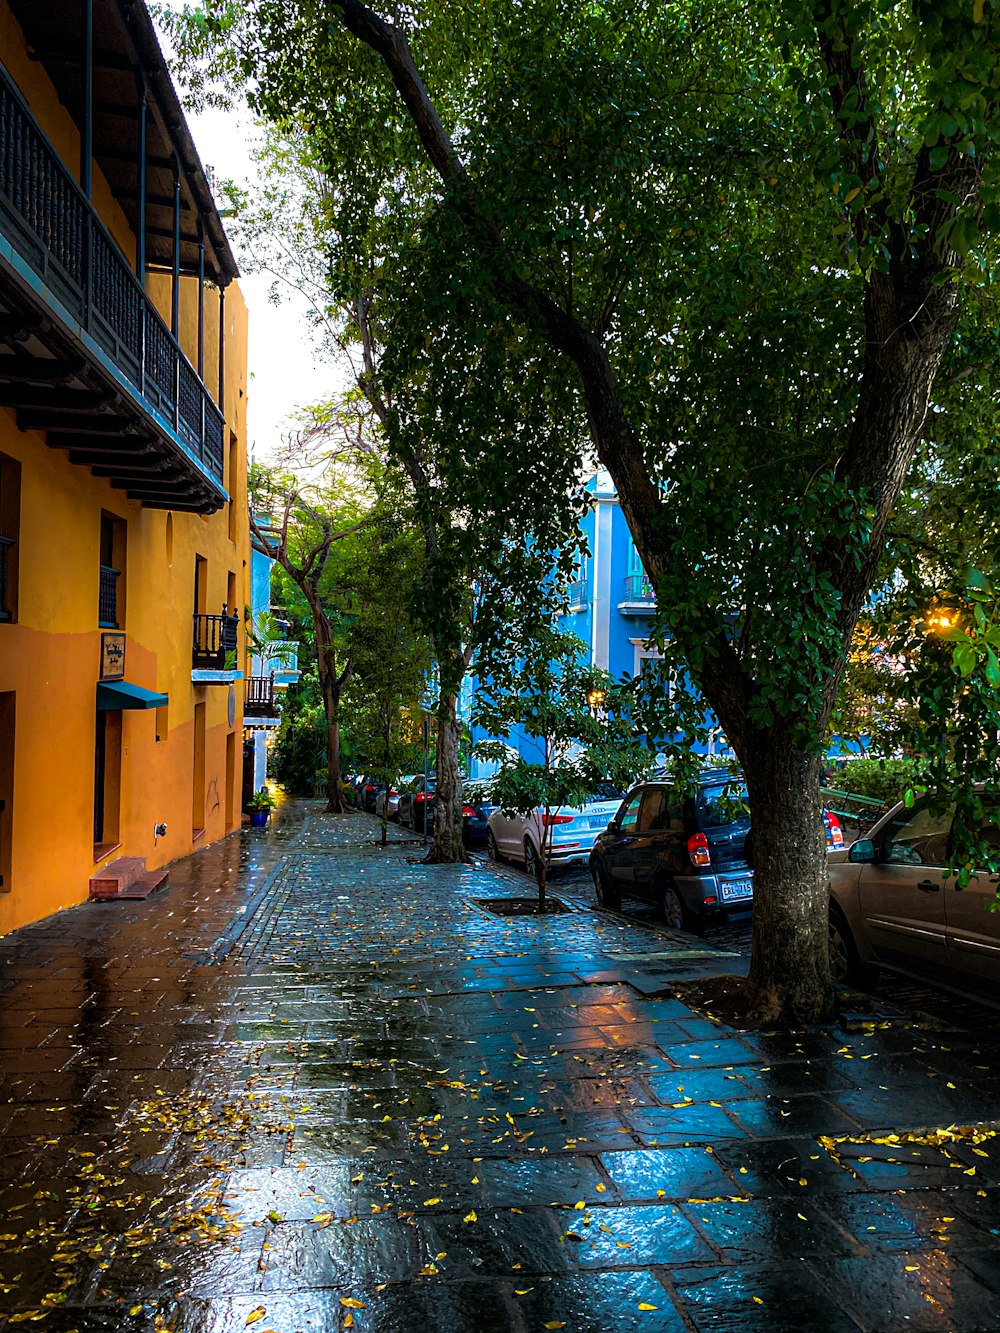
[162, 0, 1000, 1021]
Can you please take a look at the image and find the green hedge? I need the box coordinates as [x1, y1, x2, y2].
[828, 757, 918, 805]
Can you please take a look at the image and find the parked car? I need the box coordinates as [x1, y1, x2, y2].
[828, 794, 1000, 993]
[375, 776, 417, 822]
[398, 775, 436, 831]
[486, 791, 624, 879]
[590, 772, 845, 933]
[357, 776, 386, 813]
[461, 781, 498, 848]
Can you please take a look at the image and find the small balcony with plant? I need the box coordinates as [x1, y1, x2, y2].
[618, 571, 656, 615]
[192, 607, 241, 683]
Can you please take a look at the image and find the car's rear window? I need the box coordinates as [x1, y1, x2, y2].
[697, 782, 750, 828]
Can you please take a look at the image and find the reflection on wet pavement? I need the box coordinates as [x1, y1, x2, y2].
[0, 802, 999, 1330]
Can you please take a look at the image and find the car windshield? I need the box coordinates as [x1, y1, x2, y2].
[697, 782, 750, 828]
[588, 782, 624, 802]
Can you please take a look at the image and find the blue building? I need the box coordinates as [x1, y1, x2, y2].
[464, 469, 727, 781]
[242, 514, 301, 793]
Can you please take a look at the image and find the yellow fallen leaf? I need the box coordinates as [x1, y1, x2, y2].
[515, 1288, 534, 1295]
[344, 1314, 354, 1330]
[313, 1212, 334, 1227]
[574, 1200, 586, 1210]
[464, 1211, 478, 1223]
[544, 1324, 567, 1330]
[424, 1197, 441, 1206]
[130, 1308, 143, 1318]
[753, 1296, 764, 1305]
[340, 1297, 366, 1309]
[638, 1302, 659, 1311]
[246, 1310, 267, 1327]
[595, 1182, 607, 1193]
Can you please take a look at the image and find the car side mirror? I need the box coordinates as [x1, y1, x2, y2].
[606, 821, 619, 834]
[849, 838, 876, 864]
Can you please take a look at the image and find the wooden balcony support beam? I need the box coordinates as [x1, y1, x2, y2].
[17, 410, 133, 435]
[0, 357, 85, 384]
[0, 385, 116, 411]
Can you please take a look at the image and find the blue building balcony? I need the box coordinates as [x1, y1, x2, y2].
[566, 577, 589, 610]
[618, 572, 656, 614]
[263, 641, 300, 688]
[0, 27, 236, 514]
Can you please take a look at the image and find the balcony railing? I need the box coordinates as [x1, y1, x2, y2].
[567, 577, 589, 607]
[0, 59, 224, 482]
[0, 535, 12, 622]
[244, 673, 276, 717]
[623, 572, 655, 602]
[193, 608, 238, 670]
[262, 640, 300, 679]
[98, 565, 119, 628]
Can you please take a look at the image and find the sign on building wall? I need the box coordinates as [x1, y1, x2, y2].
[100, 632, 126, 681]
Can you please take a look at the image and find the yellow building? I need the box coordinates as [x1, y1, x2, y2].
[0, 0, 250, 933]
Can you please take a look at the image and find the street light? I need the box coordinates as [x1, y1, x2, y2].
[926, 607, 958, 633]
[586, 687, 606, 710]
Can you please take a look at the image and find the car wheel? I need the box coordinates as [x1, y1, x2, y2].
[662, 882, 693, 932]
[523, 838, 541, 881]
[829, 904, 879, 989]
[486, 830, 501, 862]
[592, 862, 621, 910]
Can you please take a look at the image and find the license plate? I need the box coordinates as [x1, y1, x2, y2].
[720, 878, 753, 903]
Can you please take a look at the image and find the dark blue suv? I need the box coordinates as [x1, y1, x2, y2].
[590, 772, 753, 932]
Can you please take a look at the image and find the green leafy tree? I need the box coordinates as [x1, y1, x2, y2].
[249, 455, 370, 812]
[164, 1, 1000, 1022]
[343, 494, 432, 844]
[474, 628, 651, 909]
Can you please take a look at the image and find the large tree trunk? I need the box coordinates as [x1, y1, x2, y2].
[739, 740, 835, 1023]
[426, 689, 468, 863]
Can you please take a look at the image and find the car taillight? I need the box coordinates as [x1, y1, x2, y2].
[416, 791, 430, 802]
[688, 832, 711, 867]
[826, 812, 844, 847]
[461, 805, 477, 818]
[542, 814, 574, 825]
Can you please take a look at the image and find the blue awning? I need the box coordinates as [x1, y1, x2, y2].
[97, 681, 169, 711]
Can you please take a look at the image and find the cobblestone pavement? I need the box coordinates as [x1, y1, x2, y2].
[2, 802, 1000, 1331]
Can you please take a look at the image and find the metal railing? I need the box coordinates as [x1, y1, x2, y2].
[98, 564, 119, 627]
[567, 577, 589, 607]
[0, 59, 225, 481]
[623, 572, 655, 601]
[0, 535, 12, 622]
[244, 673, 276, 716]
[192, 608, 238, 670]
[262, 640, 299, 676]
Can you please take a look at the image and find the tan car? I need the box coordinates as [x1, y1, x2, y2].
[828, 796, 1000, 992]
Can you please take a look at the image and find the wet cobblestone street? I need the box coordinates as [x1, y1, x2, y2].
[2, 802, 1000, 1331]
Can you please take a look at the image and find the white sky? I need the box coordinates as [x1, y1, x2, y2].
[164, 92, 338, 462]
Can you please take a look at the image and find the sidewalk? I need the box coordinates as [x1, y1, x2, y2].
[1, 801, 999, 1331]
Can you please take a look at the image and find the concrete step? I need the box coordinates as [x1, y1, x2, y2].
[89, 857, 168, 902]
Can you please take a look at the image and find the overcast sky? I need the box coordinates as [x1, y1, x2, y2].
[162, 79, 338, 461]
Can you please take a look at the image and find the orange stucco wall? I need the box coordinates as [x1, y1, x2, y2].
[0, 4, 251, 936]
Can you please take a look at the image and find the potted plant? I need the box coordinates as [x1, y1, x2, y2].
[247, 787, 276, 827]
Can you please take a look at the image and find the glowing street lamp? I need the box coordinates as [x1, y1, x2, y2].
[586, 687, 606, 711]
[925, 607, 958, 633]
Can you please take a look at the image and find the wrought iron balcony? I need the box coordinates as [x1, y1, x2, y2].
[261, 640, 300, 685]
[244, 673, 276, 718]
[98, 564, 120, 628]
[567, 577, 589, 608]
[193, 608, 238, 671]
[0, 535, 12, 622]
[622, 572, 655, 603]
[0, 59, 227, 513]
